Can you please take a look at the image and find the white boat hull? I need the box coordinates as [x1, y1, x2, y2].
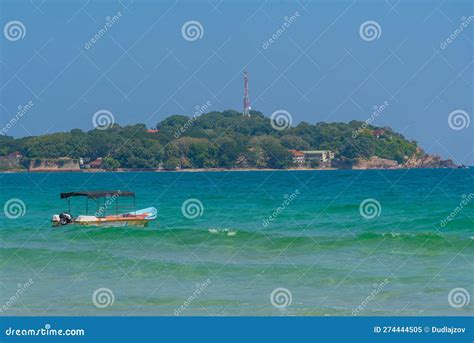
[52, 207, 157, 228]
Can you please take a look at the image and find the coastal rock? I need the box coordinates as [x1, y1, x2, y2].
[348, 153, 457, 170]
[403, 154, 457, 168]
[28, 158, 80, 171]
[0, 155, 22, 170]
[352, 157, 399, 170]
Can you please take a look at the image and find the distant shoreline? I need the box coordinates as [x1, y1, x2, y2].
[0, 166, 468, 173]
[1, 111, 462, 173]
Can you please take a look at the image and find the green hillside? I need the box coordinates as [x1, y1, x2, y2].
[0, 110, 420, 170]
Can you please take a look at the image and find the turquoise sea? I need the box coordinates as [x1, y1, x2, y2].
[0, 169, 473, 316]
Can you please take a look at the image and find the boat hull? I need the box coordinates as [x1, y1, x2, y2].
[74, 218, 150, 227]
[52, 207, 157, 228]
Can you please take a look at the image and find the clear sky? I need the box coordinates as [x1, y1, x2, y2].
[0, 0, 473, 165]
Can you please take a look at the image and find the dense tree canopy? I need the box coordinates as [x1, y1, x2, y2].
[0, 110, 419, 169]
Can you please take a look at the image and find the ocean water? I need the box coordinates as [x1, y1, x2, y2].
[0, 169, 473, 316]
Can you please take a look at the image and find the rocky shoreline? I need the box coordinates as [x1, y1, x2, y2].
[0, 149, 463, 173]
[1, 163, 466, 173]
[351, 155, 458, 170]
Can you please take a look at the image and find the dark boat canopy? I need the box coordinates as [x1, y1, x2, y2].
[60, 190, 135, 199]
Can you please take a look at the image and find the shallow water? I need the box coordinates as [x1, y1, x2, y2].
[0, 169, 473, 315]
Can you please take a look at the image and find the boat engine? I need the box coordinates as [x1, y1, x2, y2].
[59, 212, 73, 225]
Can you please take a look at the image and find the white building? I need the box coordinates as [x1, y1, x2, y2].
[301, 150, 335, 163]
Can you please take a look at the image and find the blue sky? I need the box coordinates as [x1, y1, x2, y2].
[0, 0, 473, 165]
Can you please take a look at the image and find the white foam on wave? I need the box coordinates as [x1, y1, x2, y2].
[208, 228, 237, 236]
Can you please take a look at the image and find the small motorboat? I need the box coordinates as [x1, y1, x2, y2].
[52, 190, 157, 227]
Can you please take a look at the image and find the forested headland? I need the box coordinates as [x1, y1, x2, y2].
[0, 110, 453, 171]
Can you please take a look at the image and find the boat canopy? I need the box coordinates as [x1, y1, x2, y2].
[60, 191, 135, 199]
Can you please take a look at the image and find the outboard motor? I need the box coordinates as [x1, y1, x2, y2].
[59, 212, 73, 226]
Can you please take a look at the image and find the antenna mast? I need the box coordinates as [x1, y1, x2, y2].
[243, 71, 250, 117]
